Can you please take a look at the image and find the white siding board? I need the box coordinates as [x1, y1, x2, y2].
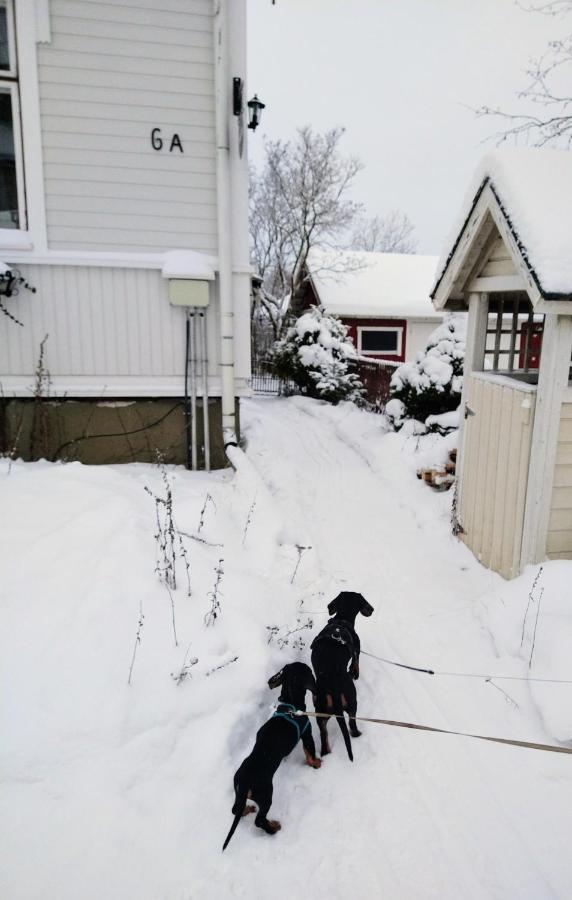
[44, 166, 216, 189]
[546, 532, 572, 554]
[40, 66, 213, 97]
[37, 2, 217, 252]
[42, 33, 213, 63]
[47, 233, 217, 253]
[45, 196, 217, 221]
[42, 150, 216, 176]
[37, 50, 213, 80]
[51, 1, 212, 32]
[49, 16, 213, 48]
[47, 211, 217, 236]
[548, 508, 572, 532]
[41, 100, 214, 127]
[75, 0, 212, 13]
[40, 83, 214, 110]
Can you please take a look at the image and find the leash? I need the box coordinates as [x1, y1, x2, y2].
[293, 709, 572, 756]
[361, 649, 572, 685]
[361, 650, 434, 675]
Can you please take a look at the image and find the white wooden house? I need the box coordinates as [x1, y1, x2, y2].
[432, 149, 572, 579]
[303, 249, 443, 363]
[0, 0, 251, 468]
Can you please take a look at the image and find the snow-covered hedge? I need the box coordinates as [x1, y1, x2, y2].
[265, 305, 364, 404]
[386, 314, 466, 433]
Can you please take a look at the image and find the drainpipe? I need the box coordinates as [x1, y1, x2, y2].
[213, 0, 237, 450]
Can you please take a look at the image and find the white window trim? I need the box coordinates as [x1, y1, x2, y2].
[1, 0, 17, 78]
[357, 325, 403, 357]
[0, 0, 49, 253]
[0, 83, 26, 230]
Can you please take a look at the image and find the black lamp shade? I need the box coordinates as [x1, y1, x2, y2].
[247, 94, 265, 131]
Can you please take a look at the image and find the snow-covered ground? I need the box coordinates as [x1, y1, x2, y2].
[2, 396, 572, 899]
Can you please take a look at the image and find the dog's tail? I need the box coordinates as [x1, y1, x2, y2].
[334, 694, 353, 762]
[222, 785, 249, 852]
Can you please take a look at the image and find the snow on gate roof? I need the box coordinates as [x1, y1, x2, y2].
[307, 249, 441, 319]
[432, 148, 572, 301]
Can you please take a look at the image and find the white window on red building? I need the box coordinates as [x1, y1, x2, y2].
[357, 326, 403, 357]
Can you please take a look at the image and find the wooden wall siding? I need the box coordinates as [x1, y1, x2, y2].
[478, 236, 517, 278]
[547, 401, 572, 558]
[0, 264, 220, 384]
[37, 0, 217, 252]
[459, 374, 536, 579]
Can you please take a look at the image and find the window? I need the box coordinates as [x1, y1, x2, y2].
[358, 326, 403, 357]
[0, 0, 24, 230]
[484, 293, 544, 382]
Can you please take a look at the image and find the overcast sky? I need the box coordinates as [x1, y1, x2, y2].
[247, 0, 561, 255]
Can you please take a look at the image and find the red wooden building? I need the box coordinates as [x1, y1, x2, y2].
[302, 250, 443, 363]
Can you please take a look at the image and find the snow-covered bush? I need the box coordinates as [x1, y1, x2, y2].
[387, 314, 466, 432]
[265, 305, 364, 404]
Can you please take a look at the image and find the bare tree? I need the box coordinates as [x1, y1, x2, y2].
[477, 1, 572, 145]
[250, 126, 363, 327]
[350, 210, 417, 254]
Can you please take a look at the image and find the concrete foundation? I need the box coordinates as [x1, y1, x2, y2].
[0, 397, 240, 468]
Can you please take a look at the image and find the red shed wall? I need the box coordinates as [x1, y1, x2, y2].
[341, 317, 407, 363]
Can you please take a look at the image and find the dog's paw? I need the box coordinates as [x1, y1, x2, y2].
[267, 820, 282, 835]
[242, 804, 256, 817]
[350, 728, 362, 738]
[306, 757, 322, 769]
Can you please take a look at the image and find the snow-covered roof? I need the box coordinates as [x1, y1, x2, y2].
[433, 148, 572, 301]
[307, 249, 441, 319]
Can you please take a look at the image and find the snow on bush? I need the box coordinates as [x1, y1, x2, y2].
[386, 314, 466, 433]
[265, 305, 364, 404]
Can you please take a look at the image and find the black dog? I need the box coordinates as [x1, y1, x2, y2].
[222, 662, 321, 851]
[310, 591, 374, 762]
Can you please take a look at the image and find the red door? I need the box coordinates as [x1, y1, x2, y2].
[519, 322, 543, 370]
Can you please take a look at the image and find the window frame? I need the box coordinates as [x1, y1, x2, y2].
[0, 0, 27, 232]
[357, 325, 403, 357]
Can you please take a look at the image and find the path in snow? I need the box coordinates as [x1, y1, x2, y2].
[237, 396, 572, 900]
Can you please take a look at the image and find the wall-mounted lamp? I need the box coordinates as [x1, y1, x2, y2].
[247, 94, 265, 131]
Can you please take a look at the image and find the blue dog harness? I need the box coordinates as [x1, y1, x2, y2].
[272, 703, 310, 741]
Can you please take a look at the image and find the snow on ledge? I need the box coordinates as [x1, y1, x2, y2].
[161, 250, 216, 281]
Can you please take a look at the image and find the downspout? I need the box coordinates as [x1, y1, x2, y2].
[213, 0, 238, 450]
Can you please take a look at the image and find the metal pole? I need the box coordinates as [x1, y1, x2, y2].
[201, 311, 211, 471]
[189, 310, 198, 470]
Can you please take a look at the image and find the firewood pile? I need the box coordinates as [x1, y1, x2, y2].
[416, 449, 457, 491]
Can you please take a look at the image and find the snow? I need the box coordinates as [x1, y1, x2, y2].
[434, 148, 572, 297]
[307, 249, 442, 318]
[2, 397, 572, 899]
[161, 249, 216, 280]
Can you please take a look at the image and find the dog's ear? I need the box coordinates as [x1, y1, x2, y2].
[327, 593, 343, 615]
[359, 595, 374, 617]
[268, 668, 284, 690]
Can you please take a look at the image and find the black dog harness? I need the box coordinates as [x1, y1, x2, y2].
[311, 619, 359, 667]
[271, 703, 310, 741]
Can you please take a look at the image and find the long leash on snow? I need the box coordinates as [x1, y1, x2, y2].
[361, 649, 572, 685]
[361, 650, 435, 675]
[293, 709, 572, 756]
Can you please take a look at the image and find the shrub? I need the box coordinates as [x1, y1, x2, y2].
[265, 305, 364, 404]
[387, 314, 466, 432]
